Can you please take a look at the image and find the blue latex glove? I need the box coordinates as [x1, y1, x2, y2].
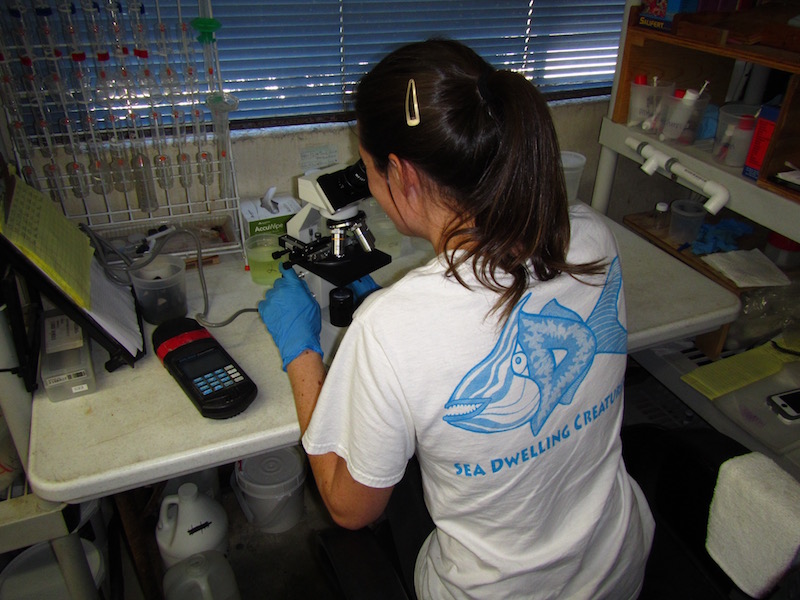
[347, 275, 381, 305]
[258, 264, 322, 370]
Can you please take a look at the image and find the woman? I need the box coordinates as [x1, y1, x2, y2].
[260, 39, 654, 599]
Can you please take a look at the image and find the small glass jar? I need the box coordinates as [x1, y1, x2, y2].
[653, 201, 670, 231]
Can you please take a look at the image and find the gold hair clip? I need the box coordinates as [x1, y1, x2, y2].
[405, 78, 420, 127]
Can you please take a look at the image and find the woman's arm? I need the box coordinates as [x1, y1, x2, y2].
[260, 267, 392, 529]
[287, 350, 394, 530]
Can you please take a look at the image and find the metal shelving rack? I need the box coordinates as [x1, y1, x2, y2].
[0, 0, 243, 255]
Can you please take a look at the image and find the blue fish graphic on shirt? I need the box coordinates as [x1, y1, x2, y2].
[443, 257, 626, 436]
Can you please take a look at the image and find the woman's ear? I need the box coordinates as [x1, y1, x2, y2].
[387, 153, 422, 206]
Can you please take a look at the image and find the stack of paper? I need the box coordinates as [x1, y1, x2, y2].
[0, 176, 143, 356]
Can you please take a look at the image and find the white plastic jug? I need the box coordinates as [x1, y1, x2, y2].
[156, 482, 229, 568]
[163, 551, 241, 600]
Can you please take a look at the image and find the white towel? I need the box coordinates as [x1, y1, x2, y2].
[706, 452, 800, 598]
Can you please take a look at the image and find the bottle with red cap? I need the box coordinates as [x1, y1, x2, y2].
[627, 73, 651, 127]
[659, 88, 699, 141]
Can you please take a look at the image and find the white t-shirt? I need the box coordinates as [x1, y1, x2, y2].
[303, 204, 655, 599]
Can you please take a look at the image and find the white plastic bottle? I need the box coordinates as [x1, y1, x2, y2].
[156, 483, 229, 568]
[163, 551, 241, 600]
[659, 89, 699, 141]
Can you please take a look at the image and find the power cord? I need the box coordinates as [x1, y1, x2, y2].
[81, 224, 258, 328]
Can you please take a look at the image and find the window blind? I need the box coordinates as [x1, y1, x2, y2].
[210, 0, 626, 122]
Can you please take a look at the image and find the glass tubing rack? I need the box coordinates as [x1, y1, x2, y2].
[0, 0, 242, 251]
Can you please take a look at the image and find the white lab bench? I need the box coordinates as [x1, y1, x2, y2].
[19, 208, 740, 505]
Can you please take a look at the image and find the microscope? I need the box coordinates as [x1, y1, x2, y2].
[278, 160, 391, 359]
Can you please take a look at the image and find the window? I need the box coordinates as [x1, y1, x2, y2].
[210, 0, 626, 123]
[0, 0, 625, 139]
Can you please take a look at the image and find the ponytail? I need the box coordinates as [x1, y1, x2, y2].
[356, 39, 604, 322]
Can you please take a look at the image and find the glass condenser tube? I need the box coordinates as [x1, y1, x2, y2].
[129, 113, 159, 213]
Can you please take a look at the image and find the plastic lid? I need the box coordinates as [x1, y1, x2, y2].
[634, 74, 648, 85]
[236, 446, 307, 496]
[655, 201, 669, 213]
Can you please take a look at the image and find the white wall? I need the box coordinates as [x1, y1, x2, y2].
[231, 122, 360, 201]
[229, 98, 686, 225]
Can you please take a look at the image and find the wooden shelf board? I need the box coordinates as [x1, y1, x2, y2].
[628, 6, 800, 74]
[622, 209, 770, 296]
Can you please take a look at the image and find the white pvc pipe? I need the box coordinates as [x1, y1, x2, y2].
[669, 163, 730, 215]
[624, 137, 730, 214]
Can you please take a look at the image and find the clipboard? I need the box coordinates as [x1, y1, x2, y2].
[0, 160, 145, 391]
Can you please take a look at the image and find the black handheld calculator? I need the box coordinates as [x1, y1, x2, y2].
[153, 318, 257, 419]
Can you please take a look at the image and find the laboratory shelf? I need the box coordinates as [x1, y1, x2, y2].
[595, 1, 800, 245]
[599, 118, 800, 243]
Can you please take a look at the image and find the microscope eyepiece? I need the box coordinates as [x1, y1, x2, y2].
[340, 159, 368, 191]
[316, 159, 371, 211]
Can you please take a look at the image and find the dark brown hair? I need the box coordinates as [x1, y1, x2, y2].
[355, 39, 603, 320]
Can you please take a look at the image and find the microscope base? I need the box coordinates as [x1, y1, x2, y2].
[320, 309, 346, 365]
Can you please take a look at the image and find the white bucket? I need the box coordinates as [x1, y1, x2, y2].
[231, 446, 307, 533]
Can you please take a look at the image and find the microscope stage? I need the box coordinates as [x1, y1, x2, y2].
[295, 249, 391, 287]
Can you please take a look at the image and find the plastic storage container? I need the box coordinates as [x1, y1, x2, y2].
[231, 446, 307, 533]
[669, 200, 706, 245]
[627, 75, 675, 130]
[244, 233, 282, 287]
[713, 103, 759, 167]
[130, 255, 188, 325]
[658, 90, 711, 144]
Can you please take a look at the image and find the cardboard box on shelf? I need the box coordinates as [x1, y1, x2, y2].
[742, 104, 780, 181]
[638, 0, 699, 32]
